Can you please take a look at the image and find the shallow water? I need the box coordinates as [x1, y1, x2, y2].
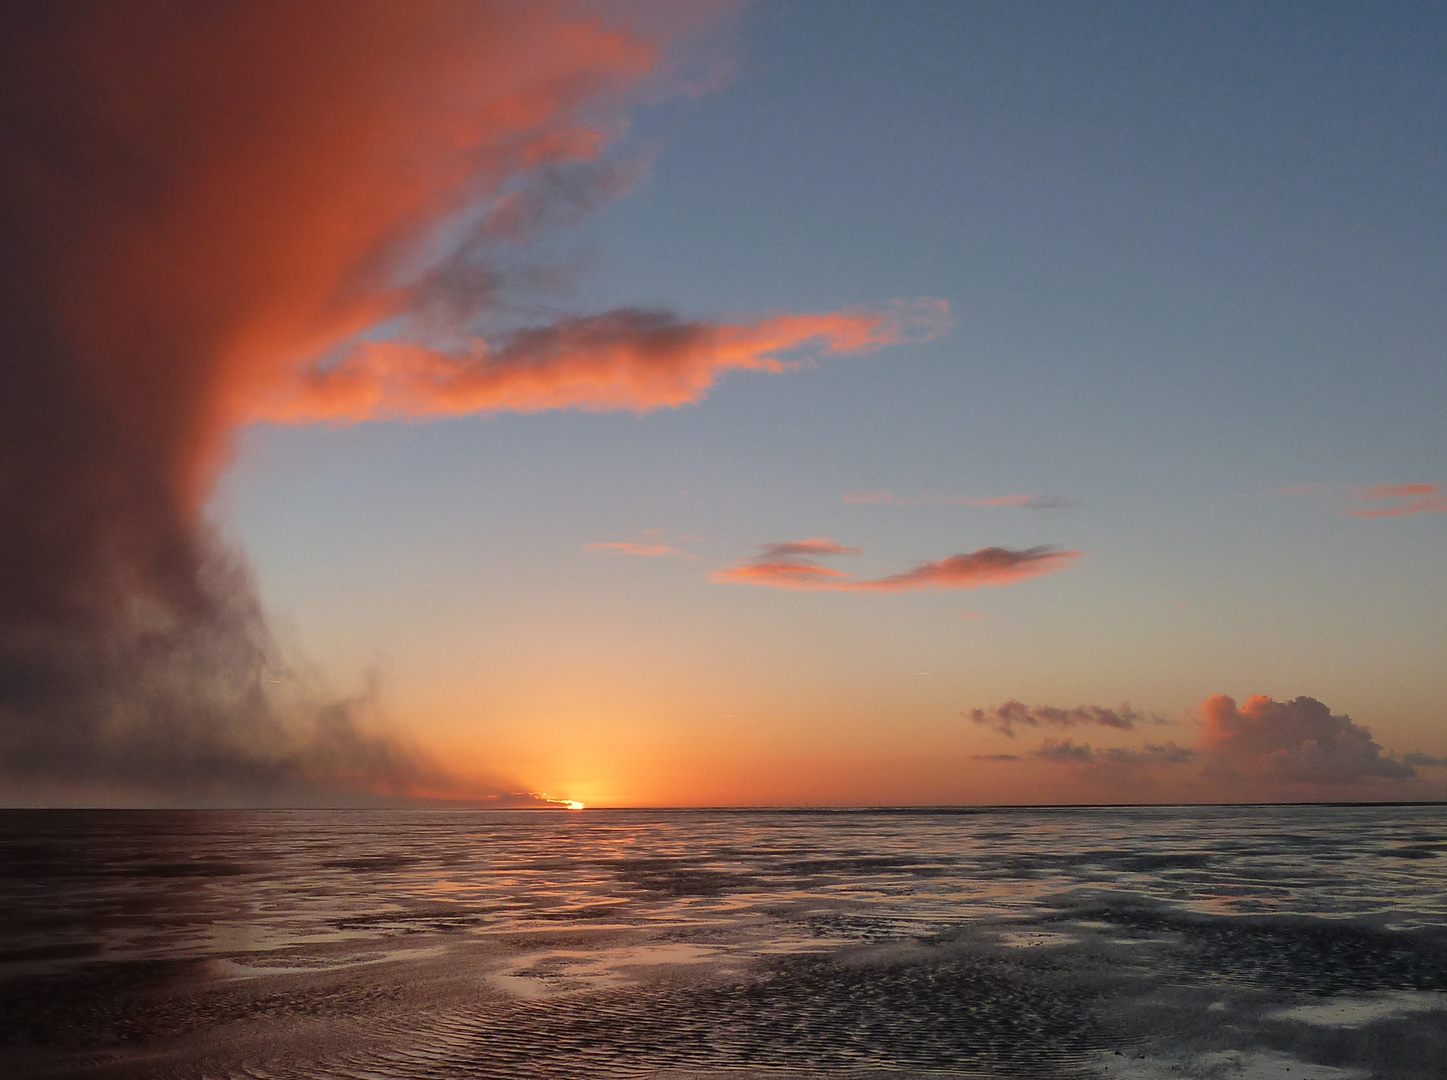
[1, 805, 1444, 1078]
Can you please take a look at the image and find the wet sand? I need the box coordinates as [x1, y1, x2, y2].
[1, 806, 1444, 1078]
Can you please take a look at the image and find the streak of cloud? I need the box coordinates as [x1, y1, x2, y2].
[254, 302, 948, 423]
[583, 541, 692, 557]
[1032, 739, 1195, 766]
[758, 538, 863, 558]
[710, 542, 1079, 592]
[843, 490, 1068, 509]
[967, 701, 1164, 738]
[1346, 482, 1446, 518]
[1265, 481, 1445, 517]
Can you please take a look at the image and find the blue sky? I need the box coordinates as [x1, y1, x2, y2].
[209, 1, 1446, 804]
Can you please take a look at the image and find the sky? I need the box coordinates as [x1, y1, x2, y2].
[2, 0, 1444, 807]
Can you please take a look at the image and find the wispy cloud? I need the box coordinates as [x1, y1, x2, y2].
[1346, 482, 1446, 518]
[758, 538, 862, 558]
[967, 701, 1165, 738]
[255, 300, 951, 423]
[1033, 740, 1196, 766]
[843, 490, 1069, 509]
[711, 540, 1079, 592]
[1265, 481, 1445, 518]
[583, 541, 691, 558]
[969, 494, 1069, 509]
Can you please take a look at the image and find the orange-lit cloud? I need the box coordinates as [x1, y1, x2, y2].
[711, 541, 1079, 591]
[843, 490, 1067, 508]
[1267, 481, 1445, 517]
[1346, 482, 1446, 518]
[254, 301, 949, 423]
[968, 701, 1163, 738]
[584, 541, 692, 557]
[1200, 695, 1413, 783]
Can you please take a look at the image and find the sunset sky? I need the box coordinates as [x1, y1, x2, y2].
[2, 1, 1444, 807]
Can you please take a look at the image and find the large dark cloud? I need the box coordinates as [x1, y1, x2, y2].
[0, 1, 719, 805]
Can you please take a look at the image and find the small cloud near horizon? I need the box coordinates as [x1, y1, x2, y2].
[1202, 694, 1414, 783]
[1404, 751, 1447, 768]
[711, 540, 1080, 592]
[1033, 739, 1196, 766]
[967, 701, 1167, 738]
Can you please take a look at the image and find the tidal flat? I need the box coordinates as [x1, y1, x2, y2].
[1, 805, 1444, 1079]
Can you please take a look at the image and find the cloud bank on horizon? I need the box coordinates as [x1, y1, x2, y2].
[971, 695, 1440, 797]
[0, 1, 945, 805]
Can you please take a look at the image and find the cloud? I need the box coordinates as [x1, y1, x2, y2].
[1404, 751, 1447, 768]
[253, 301, 949, 423]
[971, 753, 1021, 762]
[1201, 695, 1414, 784]
[758, 538, 862, 558]
[1346, 482, 1446, 518]
[967, 701, 1163, 738]
[1267, 481, 1445, 517]
[968, 494, 1070, 509]
[843, 490, 1068, 509]
[1032, 739, 1195, 766]
[710, 542, 1080, 592]
[0, 2, 944, 805]
[583, 541, 691, 557]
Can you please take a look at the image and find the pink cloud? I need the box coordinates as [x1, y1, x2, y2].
[253, 300, 950, 423]
[976, 691, 1436, 796]
[583, 541, 690, 558]
[1201, 695, 1413, 783]
[710, 540, 1079, 592]
[757, 538, 862, 558]
[1346, 482, 1446, 518]
[1267, 481, 1445, 517]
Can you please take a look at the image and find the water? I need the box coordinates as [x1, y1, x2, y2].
[2, 804, 1444, 1079]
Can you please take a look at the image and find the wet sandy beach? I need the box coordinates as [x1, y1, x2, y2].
[2, 806, 1444, 1079]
